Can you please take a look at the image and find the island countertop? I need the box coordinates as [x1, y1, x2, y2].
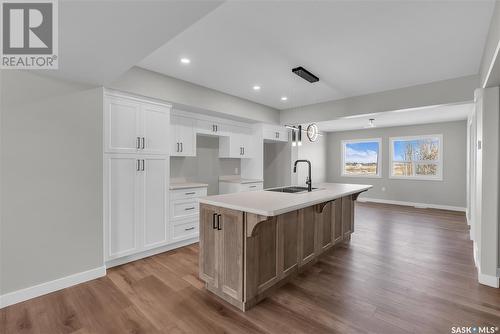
[198, 182, 372, 216]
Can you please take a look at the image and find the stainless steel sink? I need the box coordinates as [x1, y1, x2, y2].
[265, 186, 318, 193]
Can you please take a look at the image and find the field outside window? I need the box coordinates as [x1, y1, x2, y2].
[390, 134, 443, 180]
[341, 138, 381, 177]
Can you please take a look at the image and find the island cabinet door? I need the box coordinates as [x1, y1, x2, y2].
[199, 204, 219, 288]
[333, 199, 343, 244]
[278, 211, 299, 277]
[298, 206, 316, 267]
[342, 196, 354, 238]
[317, 202, 334, 253]
[218, 208, 244, 301]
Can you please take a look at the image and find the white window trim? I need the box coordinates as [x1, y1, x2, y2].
[341, 138, 382, 178]
[389, 134, 443, 181]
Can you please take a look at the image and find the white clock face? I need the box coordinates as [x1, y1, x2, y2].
[306, 123, 319, 142]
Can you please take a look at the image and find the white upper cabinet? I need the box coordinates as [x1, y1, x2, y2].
[141, 103, 170, 155]
[105, 97, 141, 154]
[196, 119, 226, 136]
[170, 114, 196, 157]
[104, 93, 170, 155]
[219, 126, 253, 158]
[262, 124, 288, 142]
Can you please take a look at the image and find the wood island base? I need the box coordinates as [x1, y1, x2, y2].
[199, 193, 362, 311]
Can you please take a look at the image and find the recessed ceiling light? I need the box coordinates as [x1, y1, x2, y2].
[281, 96, 288, 101]
[253, 85, 261, 91]
[180, 58, 191, 64]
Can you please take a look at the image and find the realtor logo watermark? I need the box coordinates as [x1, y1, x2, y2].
[1, 0, 58, 69]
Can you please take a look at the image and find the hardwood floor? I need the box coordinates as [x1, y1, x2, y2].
[2, 202, 500, 333]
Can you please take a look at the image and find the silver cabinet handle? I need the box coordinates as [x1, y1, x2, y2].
[184, 207, 195, 211]
[249, 185, 257, 188]
[141, 159, 145, 171]
[176, 142, 179, 152]
[217, 214, 222, 230]
[136, 137, 141, 149]
[141, 137, 145, 149]
[242, 147, 245, 155]
[185, 227, 195, 231]
[185, 192, 196, 195]
[137, 159, 140, 171]
[180, 142, 183, 152]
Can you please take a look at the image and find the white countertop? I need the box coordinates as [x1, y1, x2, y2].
[170, 182, 209, 190]
[199, 183, 372, 216]
[218, 175, 263, 184]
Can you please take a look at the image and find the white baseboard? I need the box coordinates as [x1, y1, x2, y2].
[0, 266, 106, 309]
[472, 241, 499, 288]
[105, 237, 198, 268]
[357, 197, 466, 212]
[478, 272, 500, 288]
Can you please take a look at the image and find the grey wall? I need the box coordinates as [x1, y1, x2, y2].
[170, 136, 240, 195]
[1, 71, 103, 294]
[326, 121, 467, 208]
[263, 142, 292, 188]
[280, 76, 478, 125]
[110, 67, 280, 124]
[296, 132, 327, 186]
[480, 2, 500, 87]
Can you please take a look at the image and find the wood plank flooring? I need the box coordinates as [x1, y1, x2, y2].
[2, 202, 500, 333]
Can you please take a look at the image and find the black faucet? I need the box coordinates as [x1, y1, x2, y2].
[293, 159, 312, 192]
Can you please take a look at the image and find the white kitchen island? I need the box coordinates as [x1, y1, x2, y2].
[198, 183, 372, 311]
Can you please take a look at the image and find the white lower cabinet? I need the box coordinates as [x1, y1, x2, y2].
[169, 186, 207, 242]
[218, 181, 263, 194]
[105, 154, 169, 261]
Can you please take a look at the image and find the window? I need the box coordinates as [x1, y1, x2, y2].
[390, 134, 443, 180]
[341, 138, 381, 177]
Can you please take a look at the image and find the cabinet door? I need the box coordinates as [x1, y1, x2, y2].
[106, 155, 140, 259]
[318, 202, 334, 252]
[240, 134, 253, 158]
[199, 204, 219, 288]
[142, 157, 169, 249]
[196, 119, 223, 136]
[104, 97, 141, 154]
[141, 103, 170, 155]
[342, 196, 353, 238]
[171, 115, 196, 157]
[298, 206, 316, 267]
[279, 211, 299, 276]
[333, 199, 343, 244]
[218, 208, 244, 301]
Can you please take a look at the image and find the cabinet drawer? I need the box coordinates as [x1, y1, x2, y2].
[172, 220, 199, 241]
[170, 199, 200, 220]
[170, 187, 207, 200]
[241, 182, 263, 192]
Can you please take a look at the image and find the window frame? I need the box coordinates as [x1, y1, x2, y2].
[389, 134, 443, 181]
[341, 138, 382, 178]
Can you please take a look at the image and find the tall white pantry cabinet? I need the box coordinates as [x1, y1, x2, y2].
[103, 90, 171, 265]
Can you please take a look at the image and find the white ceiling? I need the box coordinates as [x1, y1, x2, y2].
[138, 1, 494, 110]
[45, 1, 223, 85]
[315, 103, 473, 133]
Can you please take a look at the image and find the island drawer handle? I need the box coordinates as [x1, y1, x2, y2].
[184, 227, 195, 231]
[217, 214, 222, 230]
[184, 207, 195, 211]
[184, 192, 196, 195]
[249, 185, 257, 188]
[212, 213, 217, 229]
